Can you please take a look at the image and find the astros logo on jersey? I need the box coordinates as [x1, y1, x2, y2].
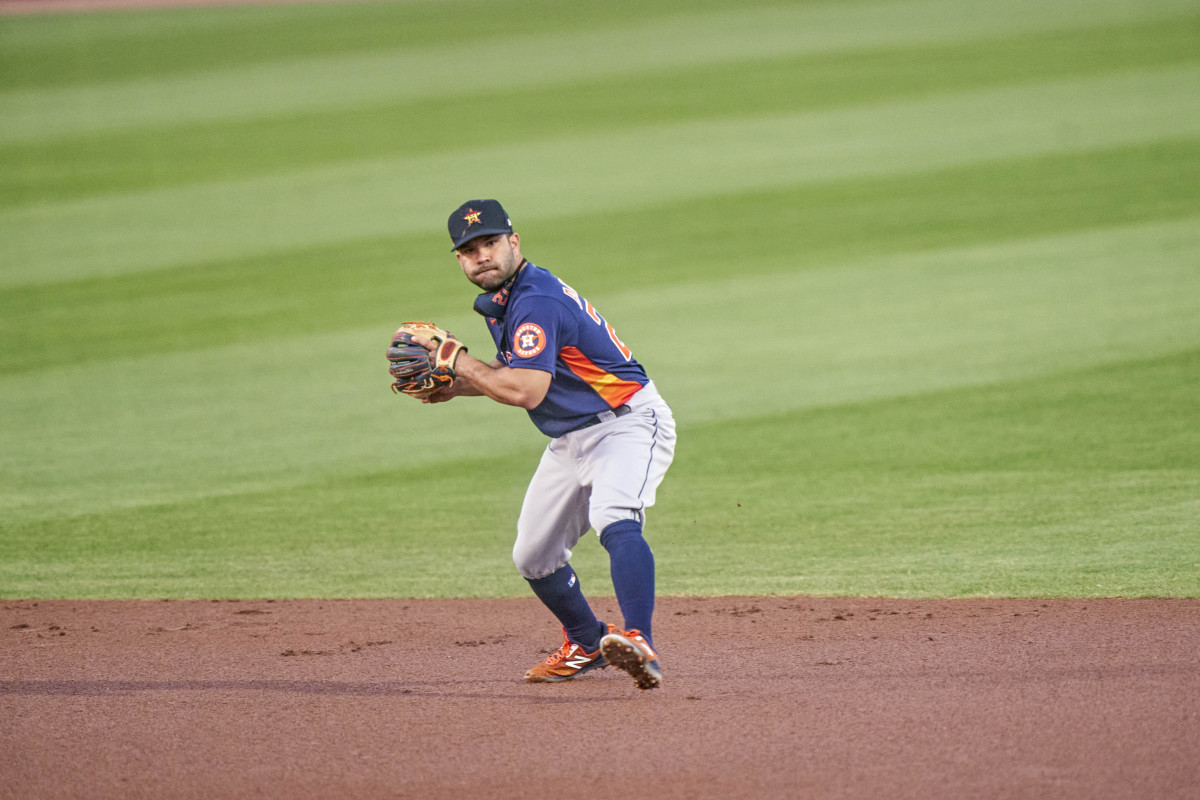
[513, 323, 546, 358]
[463, 208, 483, 226]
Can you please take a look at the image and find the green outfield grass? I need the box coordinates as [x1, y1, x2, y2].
[1, 0, 1197, 599]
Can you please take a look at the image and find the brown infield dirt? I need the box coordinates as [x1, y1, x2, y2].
[2, 596, 1198, 799]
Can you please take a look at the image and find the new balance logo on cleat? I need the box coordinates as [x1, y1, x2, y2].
[600, 629, 662, 691]
[564, 649, 594, 670]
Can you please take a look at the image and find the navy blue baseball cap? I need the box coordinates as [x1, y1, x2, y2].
[448, 199, 513, 251]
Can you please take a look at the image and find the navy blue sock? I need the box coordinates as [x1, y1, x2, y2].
[600, 520, 656, 648]
[526, 564, 605, 651]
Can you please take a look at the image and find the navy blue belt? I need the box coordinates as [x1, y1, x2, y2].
[569, 404, 632, 433]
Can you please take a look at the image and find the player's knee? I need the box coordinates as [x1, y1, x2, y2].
[511, 543, 539, 579]
[512, 541, 561, 580]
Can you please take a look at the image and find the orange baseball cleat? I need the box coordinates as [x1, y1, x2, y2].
[524, 628, 608, 683]
[600, 628, 661, 691]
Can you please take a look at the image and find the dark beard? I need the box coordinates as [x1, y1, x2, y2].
[476, 272, 507, 291]
[474, 259, 518, 291]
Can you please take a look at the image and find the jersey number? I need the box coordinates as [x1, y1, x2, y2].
[560, 282, 633, 361]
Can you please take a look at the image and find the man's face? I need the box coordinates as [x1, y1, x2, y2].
[455, 233, 522, 291]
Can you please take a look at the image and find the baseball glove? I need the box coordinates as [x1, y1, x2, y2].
[386, 321, 467, 397]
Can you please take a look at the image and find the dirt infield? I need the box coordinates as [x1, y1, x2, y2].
[2, 596, 1198, 799]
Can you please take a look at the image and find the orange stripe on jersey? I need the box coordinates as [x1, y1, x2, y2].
[559, 346, 643, 407]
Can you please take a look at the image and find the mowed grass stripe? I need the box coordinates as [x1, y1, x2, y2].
[2, 0, 1193, 144]
[5, 15, 1198, 209]
[5, 64, 1199, 287]
[659, 349, 1200, 598]
[631, 216, 1200, 415]
[3, 138, 1199, 376]
[3, 349, 1195, 599]
[0, 0, 733, 89]
[3, 215, 1197, 526]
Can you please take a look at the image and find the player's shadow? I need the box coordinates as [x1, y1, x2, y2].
[0, 679, 626, 703]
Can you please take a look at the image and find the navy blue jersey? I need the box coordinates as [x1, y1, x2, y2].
[478, 262, 648, 437]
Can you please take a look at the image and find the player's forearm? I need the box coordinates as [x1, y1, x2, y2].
[454, 353, 549, 410]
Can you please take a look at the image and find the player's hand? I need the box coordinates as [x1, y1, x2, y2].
[421, 364, 486, 403]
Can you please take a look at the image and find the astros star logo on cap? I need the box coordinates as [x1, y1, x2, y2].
[463, 208, 483, 226]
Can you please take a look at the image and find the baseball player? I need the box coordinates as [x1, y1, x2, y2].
[390, 199, 676, 690]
